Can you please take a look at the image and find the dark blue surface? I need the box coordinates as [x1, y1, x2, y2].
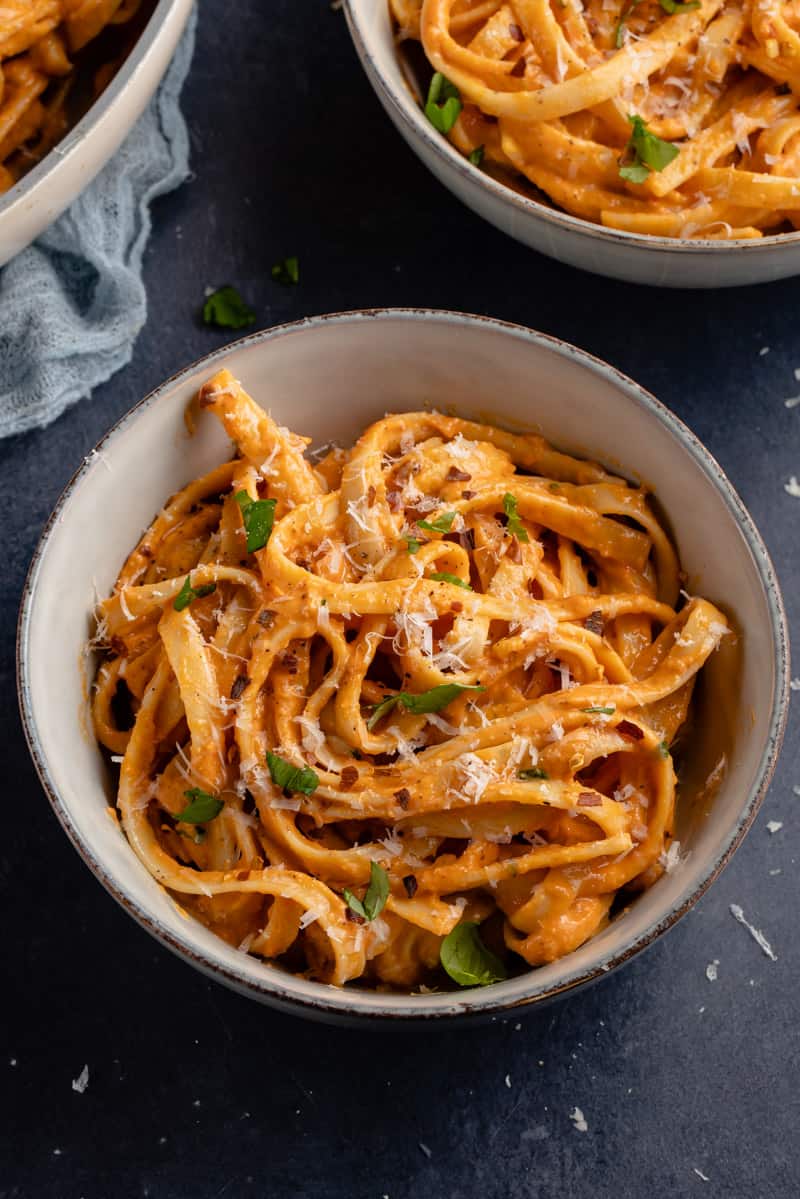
[2, 3, 799, 1196]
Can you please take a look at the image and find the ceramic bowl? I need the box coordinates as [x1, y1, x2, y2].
[344, 0, 800, 289]
[0, 0, 193, 267]
[17, 310, 789, 1024]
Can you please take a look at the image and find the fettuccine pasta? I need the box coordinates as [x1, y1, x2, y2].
[0, 0, 146, 193]
[393, 0, 800, 239]
[91, 372, 730, 990]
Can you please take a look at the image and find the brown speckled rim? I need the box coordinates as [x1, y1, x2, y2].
[343, 0, 800, 258]
[17, 310, 790, 1026]
[0, 0, 190, 227]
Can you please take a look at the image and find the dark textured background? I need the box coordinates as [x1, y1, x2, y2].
[2, 3, 799, 1196]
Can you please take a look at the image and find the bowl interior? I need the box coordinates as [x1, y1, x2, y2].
[19, 311, 786, 1021]
[344, 0, 800, 262]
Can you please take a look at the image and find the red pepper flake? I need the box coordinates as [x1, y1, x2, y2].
[256, 477, 270, 497]
[510, 56, 527, 77]
[578, 791, 602, 807]
[462, 489, 476, 500]
[584, 609, 604, 637]
[280, 651, 298, 675]
[447, 466, 472, 482]
[367, 484, 376, 507]
[509, 21, 524, 40]
[257, 609, 276, 627]
[139, 544, 154, 560]
[394, 787, 411, 809]
[451, 601, 463, 613]
[617, 719, 644, 741]
[340, 765, 359, 789]
[230, 674, 250, 700]
[386, 490, 403, 512]
[402, 874, 418, 898]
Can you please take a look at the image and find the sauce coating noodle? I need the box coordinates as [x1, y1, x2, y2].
[394, 0, 800, 239]
[91, 372, 730, 989]
[0, 0, 146, 193]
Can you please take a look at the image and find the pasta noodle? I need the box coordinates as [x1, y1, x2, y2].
[0, 0, 147, 193]
[91, 372, 731, 990]
[393, 0, 800, 239]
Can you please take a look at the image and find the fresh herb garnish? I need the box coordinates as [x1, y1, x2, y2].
[657, 740, 671, 758]
[468, 145, 485, 166]
[430, 571, 472, 589]
[343, 861, 390, 922]
[266, 751, 319, 796]
[175, 788, 224, 823]
[271, 256, 299, 285]
[502, 493, 530, 542]
[367, 683, 484, 731]
[659, 0, 700, 12]
[582, 705, 616, 715]
[440, 922, 507, 987]
[517, 766, 548, 780]
[234, 490, 277, 553]
[173, 575, 217, 612]
[417, 512, 456, 534]
[619, 114, 679, 183]
[425, 72, 462, 135]
[406, 537, 422, 554]
[202, 286, 256, 330]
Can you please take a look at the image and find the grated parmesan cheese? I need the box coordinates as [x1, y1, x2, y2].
[569, 1106, 588, 1132]
[705, 960, 719, 982]
[766, 820, 783, 834]
[729, 904, 777, 961]
[71, 1065, 89, 1094]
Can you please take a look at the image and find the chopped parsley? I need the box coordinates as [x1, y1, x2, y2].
[659, 0, 700, 12]
[582, 705, 616, 715]
[430, 571, 472, 589]
[234, 490, 277, 553]
[175, 788, 224, 823]
[502, 492, 530, 542]
[468, 145, 485, 166]
[619, 115, 679, 183]
[266, 751, 319, 796]
[657, 740, 671, 758]
[202, 286, 256, 330]
[367, 683, 484, 731]
[406, 536, 422, 554]
[440, 922, 507, 987]
[425, 72, 462, 135]
[173, 574, 217, 612]
[518, 766, 548, 780]
[417, 512, 456, 534]
[271, 256, 299, 285]
[343, 862, 390, 922]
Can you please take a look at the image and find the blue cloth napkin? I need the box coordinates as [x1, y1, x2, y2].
[0, 7, 197, 440]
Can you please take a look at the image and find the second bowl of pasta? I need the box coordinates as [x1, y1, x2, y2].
[18, 309, 788, 1022]
[345, 0, 800, 287]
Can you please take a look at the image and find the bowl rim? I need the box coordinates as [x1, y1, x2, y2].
[0, 0, 188, 226]
[343, 0, 800, 257]
[17, 308, 790, 1024]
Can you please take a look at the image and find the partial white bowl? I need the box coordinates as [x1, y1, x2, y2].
[18, 310, 789, 1024]
[344, 0, 800, 289]
[0, 0, 193, 267]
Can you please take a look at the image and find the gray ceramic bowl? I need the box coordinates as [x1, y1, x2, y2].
[0, 0, 193, 266]
[344, 0, 800, 289]
[17, 310, 789, 1024]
